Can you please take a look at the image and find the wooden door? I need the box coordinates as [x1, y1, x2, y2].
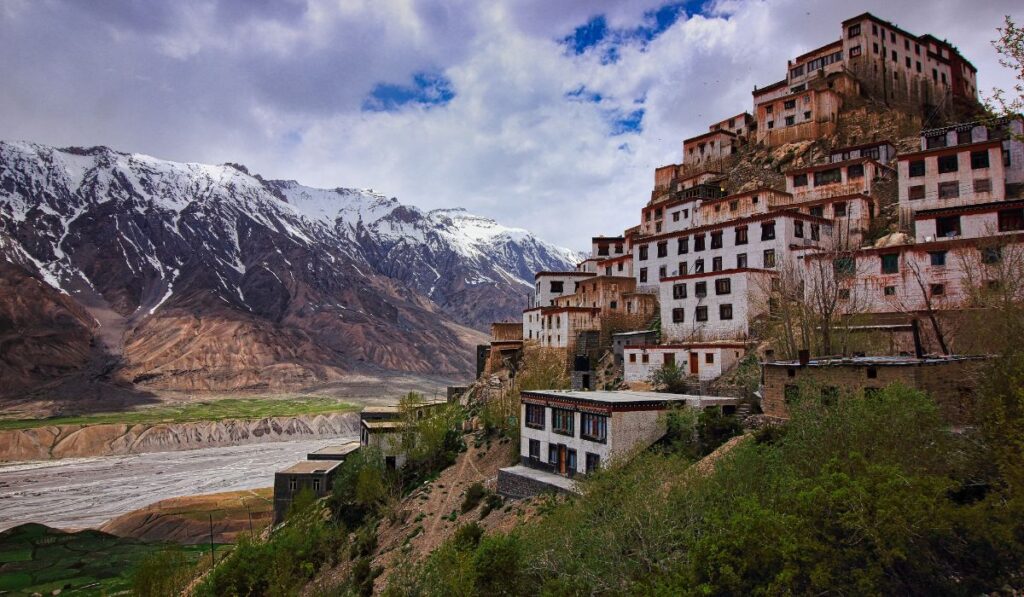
[689, 352, 699, 375]
[664, 353, 675, 367]
[558, 445, 567, 474]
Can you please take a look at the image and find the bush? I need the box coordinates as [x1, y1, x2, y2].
[452, 522, 484, 550]
[649, 362, 688, 393]
[472, 534, 524, 596]
[131, 547, 193, 597]
[460, 482, 487, 514]
[479, 493, 503, 519]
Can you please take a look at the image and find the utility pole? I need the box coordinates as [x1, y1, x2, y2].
[209, 513, 216, 566]
[246, 503, 254, 536]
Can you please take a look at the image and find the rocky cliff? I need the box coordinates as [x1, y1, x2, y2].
[0, 412, 360, 462]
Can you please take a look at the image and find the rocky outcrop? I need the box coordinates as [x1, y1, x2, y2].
[0, 412, 360, 462]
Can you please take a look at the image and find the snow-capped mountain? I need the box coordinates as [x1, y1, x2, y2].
[0, 141, 579, 398]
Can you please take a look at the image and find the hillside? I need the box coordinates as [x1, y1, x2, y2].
[0, 142, 579, 401]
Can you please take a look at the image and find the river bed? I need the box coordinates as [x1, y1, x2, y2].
[0, 436, 356, 531]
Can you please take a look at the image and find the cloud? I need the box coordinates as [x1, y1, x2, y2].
[0, 0, 1019, 250]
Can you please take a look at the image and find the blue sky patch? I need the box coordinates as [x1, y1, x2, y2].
[565, 86, 603, 103]
[560, 1, 708, 62]
[362, 72, 455, 112]
[609, 108, 644, 135]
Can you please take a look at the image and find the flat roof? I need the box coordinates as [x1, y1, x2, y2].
[308, 442, 361, 458]
[612, 330, 659, 337]
[521, 389, 737, 406]
[278, 460, 344, 475]
[765, 355, 989, 367]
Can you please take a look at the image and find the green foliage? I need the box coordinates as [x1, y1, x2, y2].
[398, 377, 1024, 594]
[452, 522, 484, 550]
[460, 482, 487, 514]
[479, 493, 503, 519]
[131, 547, 194, 597]
[196, 500, 344, 597]
[400, 393, 466, 484]
[661, 405, 741, 458]
[649, 362, 688, 392]
[331, 447, 398, 528]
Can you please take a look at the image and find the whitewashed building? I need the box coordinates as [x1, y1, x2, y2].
[623, 342, 747, 382]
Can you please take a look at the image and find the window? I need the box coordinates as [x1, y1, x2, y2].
[694, 234, 706, 251]
[706, 353, 715, 364]
[848, 24, 860, 37]
[938, 181, 959, 199]
[696, 306, 708, 322]
[639, 267, 648, 283]
[581, 413, 608, 442]
[784, 99, 796, 110]
[694, 259, 704, 273]
[937, 154, 959, 173]
[793, 173, 808, 187]
[528, 439, 540, 459]
[658, 265, 667, 279]
[715, 278, 731, 295]
[908, 185, 926, 200]
[848, 163, 865, 179]
[813, 168, 842, 186]
[795, 220, 804, 238]
[597, 244, 609, 256]
[678, 261, 687, 275]
[768, 121, 775, 129]
[313, 478, 321, 492]
[810, 206, 823, 218]
[737, 253, 748, 268]
[629, 353, 636, 363]
[971, 150, 990, 169]
[785, 115, 795, 126]
[881, 253, 899, 274]
[672, 211, 680, 222]
[906, 56, 911, 68]
[586, 452, 601, 473]
[873, 42, 879, 54]
[929, 251, 947, 266]
[926, 135, 946, 149]
[657, 241, 668, 258]
[642, 353, 650, 363]
[525, 404, 545, 429]
[735, 226, 748, 245]
[638, 245, 649, 260]
[695, 281, 708, 298]
[982, 247, 1002, 264]
[958, 129, 973, 145]
[550, 281, 563, 293]
[672, 308, 685, 323]
[289, 478, 297, 491]
[833, 256, 855, 276]
[883, 285, 896, 296]
[552, 408, 574, 436]
[712, 257, 723, 272]
[908, 159, 925, 177]
[834, 202, 847, 217]
[765, 104, 773, 114]
[763, 249, 776, 268]
[936, 216, 961, 238]
[974, 178, 992, 193]
[710, 231, 723, 249]
[729, 200, 739, 211]
[548, 445, 558, 465]
[998, 208, 1024, 231]
[761, 221, 776, 240]
[811, 223, 820, 241]
[931, 284, 945, 296]
[891, 49, 897, 62]
[678, 236, 688, 254]
[673, 283, 687, 299]
[850, 45, 861, 57]
[838, 288, 851, 300]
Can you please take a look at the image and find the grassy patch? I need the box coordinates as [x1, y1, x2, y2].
[0, 396, 358, 430]
[0, 523, 214, 596]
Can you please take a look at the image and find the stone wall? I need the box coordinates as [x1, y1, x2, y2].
[497, 467, 570, 499]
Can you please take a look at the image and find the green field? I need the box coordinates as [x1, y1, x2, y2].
[0, 524, 216, 596]
[0, 396, 358, 431]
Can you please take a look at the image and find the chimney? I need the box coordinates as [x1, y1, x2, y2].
[798, 349, 811, 366]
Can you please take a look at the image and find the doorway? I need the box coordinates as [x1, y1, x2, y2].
[689, 352, 699, 375]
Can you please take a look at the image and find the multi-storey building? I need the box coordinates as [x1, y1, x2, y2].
[503, 13, 1005, 390]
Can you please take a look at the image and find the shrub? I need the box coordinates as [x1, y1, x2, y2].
[461, 482, 487, 513]
[479, 493, 503, 519]
[649, 362, 688, 393]
[131, 547, 193, 597]
[472, 534, 524, 596]
[452, 522, 484, 550]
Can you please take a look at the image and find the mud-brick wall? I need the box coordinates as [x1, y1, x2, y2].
[762, 358, 986, 423]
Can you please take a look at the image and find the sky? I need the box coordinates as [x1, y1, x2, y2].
[0, 0, 1019, 250]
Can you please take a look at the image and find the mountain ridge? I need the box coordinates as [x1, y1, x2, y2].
[0, 140, 579, 401]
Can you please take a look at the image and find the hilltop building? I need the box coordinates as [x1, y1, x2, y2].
[481, 12, 1020, 396]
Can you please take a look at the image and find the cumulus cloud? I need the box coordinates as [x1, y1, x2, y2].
[0, 0, 1018, 249]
